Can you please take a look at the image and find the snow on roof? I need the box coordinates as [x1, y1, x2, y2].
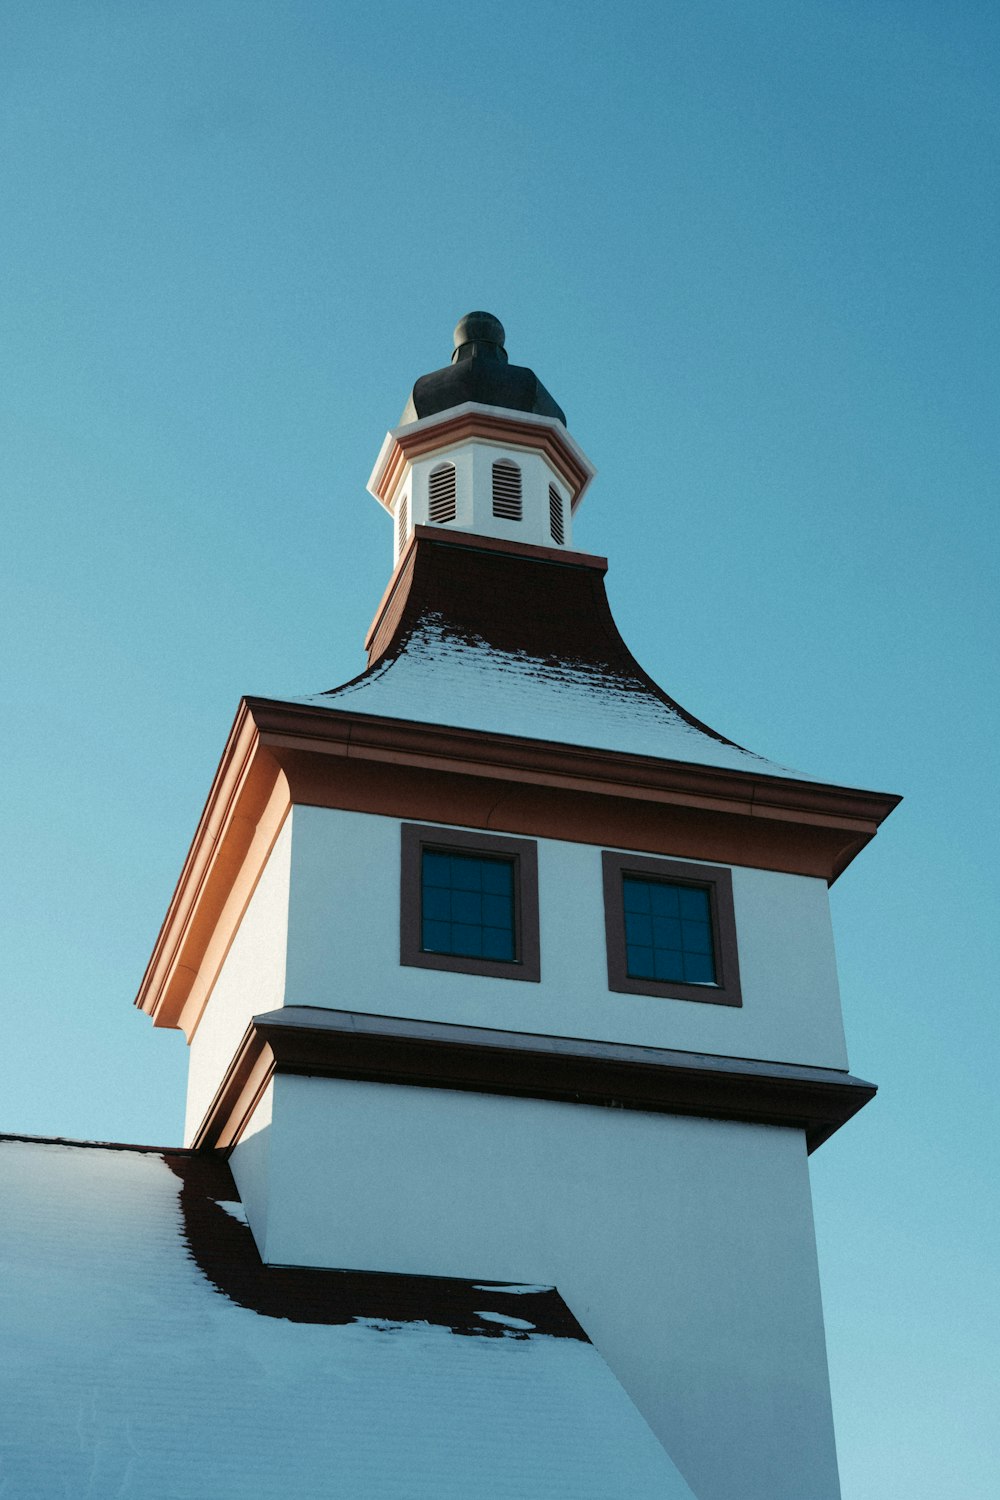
[0, 1137, 696, 1499]
[293, 613, 802, 779]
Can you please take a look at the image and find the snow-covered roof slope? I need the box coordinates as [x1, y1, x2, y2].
[0, 1137, 697, 1500]
[291, 532, 811, 782]
[294, 613, 798, 777]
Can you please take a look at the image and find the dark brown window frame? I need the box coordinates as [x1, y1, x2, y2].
[401, 824, 541, 982]
[601, 851, 742, 1007]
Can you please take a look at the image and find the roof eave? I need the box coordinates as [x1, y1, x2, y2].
[248, 694, 901, 842]
[193, 1006, 877, 1156]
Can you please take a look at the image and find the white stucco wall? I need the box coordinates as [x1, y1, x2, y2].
[284, 805, 849, 1071]
[232, 1074, 840, 1500]
[394, 440, 573, 557]
[228, 1078, 273, 1250]
[183, 817, 292, 1144]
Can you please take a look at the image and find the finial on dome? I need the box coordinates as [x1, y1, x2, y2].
[452, 311, 507, 364]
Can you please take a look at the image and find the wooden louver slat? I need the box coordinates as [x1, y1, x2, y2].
[428, 463, 457, 524]
[492, 460, 522, 521]
[549, 484, 565, 545]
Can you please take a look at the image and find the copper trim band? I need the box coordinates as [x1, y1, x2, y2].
[373, 409, 592, 509]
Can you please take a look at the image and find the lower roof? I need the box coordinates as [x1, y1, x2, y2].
[0, 1135, 696, 1499]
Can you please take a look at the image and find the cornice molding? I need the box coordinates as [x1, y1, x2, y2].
[250, 696, 899, 840]
[134, 705, 290, 1038]
[193, 1007, 877, 1155]
[367, 403, 595, 512]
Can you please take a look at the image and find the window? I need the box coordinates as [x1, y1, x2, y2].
[491, 459, 522, 520]
[601, 851, 742, 1006]
[549, 484, 565, 545]
[401, 824, 540, 981]
[428, 462, 457, 523]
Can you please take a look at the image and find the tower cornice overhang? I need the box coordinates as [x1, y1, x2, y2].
[135, 695, 900, 1039]
[367, 402, 596, 513]
[192, 1006, 878, 1156]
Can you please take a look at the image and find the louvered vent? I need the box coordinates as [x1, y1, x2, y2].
[396, 492, 408, 555]
[549, 484, 565, 545]
[492, 460, 522, 521]
[428, 463, 457, 524]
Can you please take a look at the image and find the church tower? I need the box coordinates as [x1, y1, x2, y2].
[137, 314, 898, 1500]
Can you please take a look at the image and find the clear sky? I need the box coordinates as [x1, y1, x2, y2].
[2, 3, 997, 1496]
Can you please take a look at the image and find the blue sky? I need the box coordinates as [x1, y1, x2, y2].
[1, 4, 997, 1495]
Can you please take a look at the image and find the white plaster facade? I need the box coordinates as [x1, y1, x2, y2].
[185, 804, 848, 1141]
[287, 806, 847, 1065]
[230, 1075, 841, 1500]
[183, 817, 290, 1142]
[390, 439, 575, 562]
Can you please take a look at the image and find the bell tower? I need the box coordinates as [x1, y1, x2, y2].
[137, 313, 898, 1500]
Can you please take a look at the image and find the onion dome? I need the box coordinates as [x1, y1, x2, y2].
[400, 312, 567, 427]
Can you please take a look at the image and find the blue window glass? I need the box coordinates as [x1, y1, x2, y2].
[421, 850, 516, 962]
[621, 877, 716, 986]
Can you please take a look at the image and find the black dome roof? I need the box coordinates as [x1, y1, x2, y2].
[400, 312, 566, 427]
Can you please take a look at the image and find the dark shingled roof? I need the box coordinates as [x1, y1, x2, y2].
[358, 528, 753, 756]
